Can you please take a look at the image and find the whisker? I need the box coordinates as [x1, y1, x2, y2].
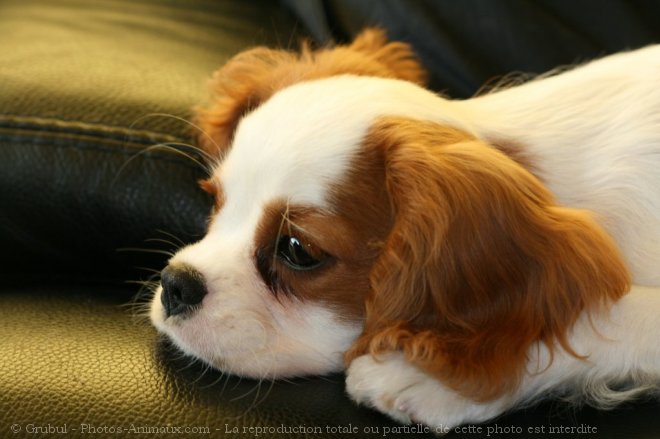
[134, 112, 221, 162]
[272, 200, 291, 266]
[170, 349, 196, 365]
[124, 280, 158, 287]
[247, 380, 265, 413]
[144, 237, 182, 250]
[275, 376, 297, 385]
[120, 276, 159, 321]
[174, 355, 204, 374]
[230, 380, 261, 404]
[283, 216, 311, 236]
[155, 228, 187, 247]
[125, 303, 155, 322]
[255, 378, 277, 406]
[228, 325, 278, 412]
[198, 369, 227, 390]
[134, 266, 163, 275]
[111, 142, 212, 189]
[119, 296, 155, 310]
[220, 370, 235, 396]
[190, 362, 213, 385]
[116, 247, 175, 258]
[162, 142, 214, 173]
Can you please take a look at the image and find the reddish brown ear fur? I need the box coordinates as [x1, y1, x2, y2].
[195, 28, 426, 155]
[346, 117, 630, 401]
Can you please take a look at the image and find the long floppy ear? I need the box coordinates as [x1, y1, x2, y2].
[347, 117, 630, 401]
[195, 28, 426, 155]
[194, 47, 295, 155]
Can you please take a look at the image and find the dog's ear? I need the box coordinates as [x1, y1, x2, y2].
[194, 47, 296, 156]
[346, 117, 630, 401]
[338, 28, 427, 85]
[195, 28, 426, 156]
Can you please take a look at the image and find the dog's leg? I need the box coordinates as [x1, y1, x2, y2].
[346, 352, 516, 429]
[346, 286, 660, 429]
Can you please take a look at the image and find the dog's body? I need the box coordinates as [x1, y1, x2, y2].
[151, 31, 660, 428]
[465, 46, 660, 285]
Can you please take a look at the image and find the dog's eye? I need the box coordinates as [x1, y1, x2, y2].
[276, 235, 325, 271]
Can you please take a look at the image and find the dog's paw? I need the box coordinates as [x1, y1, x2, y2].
[345, 353, 511, 430]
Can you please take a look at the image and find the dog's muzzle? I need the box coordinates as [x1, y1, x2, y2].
[160, 264, 208, 318]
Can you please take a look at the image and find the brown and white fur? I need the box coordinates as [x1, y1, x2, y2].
[150, 29, 660, 428]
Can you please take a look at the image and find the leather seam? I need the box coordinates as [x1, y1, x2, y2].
[0, 114, 187, 145]
[1, 127, 176, 150]
[0, 130, 204, 169]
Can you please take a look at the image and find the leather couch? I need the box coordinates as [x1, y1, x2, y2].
[1, 1, 658, 437]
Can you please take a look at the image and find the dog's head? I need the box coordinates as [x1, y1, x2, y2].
[150, 29, 629, 399]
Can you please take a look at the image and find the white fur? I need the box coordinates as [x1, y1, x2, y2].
[346, 353, 513, 429]
[347, 286, 660, 429]
[149, 93, 368, 376]
[150, 70, 469, 378]
[463, 46, 660, 285]
[151, 45, 660, 425]
[152, 283, 360, 377]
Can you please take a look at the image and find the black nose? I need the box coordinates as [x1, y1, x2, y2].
[160, 264, 208, 318]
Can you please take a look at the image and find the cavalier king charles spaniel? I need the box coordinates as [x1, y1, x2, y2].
[151, 29, 660, 428]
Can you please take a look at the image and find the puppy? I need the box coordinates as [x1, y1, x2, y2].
[150, 29, 660, 428]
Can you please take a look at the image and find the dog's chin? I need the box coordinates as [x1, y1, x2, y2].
[149, 286, 362, 379]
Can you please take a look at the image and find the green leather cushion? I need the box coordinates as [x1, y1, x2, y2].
[2, 2, 660, 438]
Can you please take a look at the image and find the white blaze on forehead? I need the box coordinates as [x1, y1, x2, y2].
[212, 75, 470, 232]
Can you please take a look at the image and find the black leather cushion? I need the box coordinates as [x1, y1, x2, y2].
[2, 284, 659, 439]
[285, 0, 660, 98]
[0, 0, 299, 281]
[0, 284, 405, 437]
[2, 1, 659, 438]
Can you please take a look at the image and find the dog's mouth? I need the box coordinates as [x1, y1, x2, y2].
[150, 280, 364, 379]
